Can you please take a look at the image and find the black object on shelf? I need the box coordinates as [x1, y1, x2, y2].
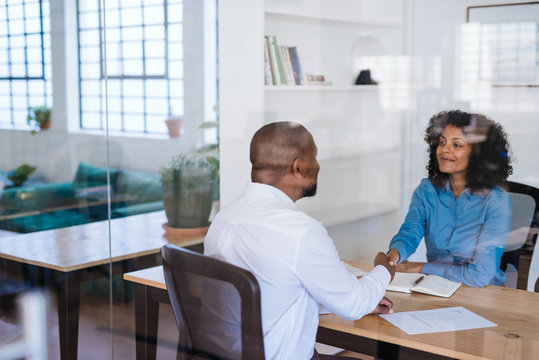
[355, 69, 378, 85]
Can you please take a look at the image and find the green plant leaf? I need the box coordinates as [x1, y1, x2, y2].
[198, 121, 219, 129]
[195, 143, 219, 154]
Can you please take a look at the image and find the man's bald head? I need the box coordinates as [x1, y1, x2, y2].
[250, 122, 315, 182]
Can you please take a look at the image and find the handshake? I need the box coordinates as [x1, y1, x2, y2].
[374, 248, 400, 282]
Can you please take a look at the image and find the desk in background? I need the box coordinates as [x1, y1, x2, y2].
[124, 262, 539, 360]
[0, 211, 204, 360]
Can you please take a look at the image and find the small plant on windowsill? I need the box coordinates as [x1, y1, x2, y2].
[27, 105, 51, 134]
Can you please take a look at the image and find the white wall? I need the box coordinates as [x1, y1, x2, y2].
[218, 0, 265, 206]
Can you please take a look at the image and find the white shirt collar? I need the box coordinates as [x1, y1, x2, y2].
[245, 182, 296, 210]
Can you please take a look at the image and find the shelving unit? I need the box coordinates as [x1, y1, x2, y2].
[264, 0, 403, 227]
[264, 85, 379, 92]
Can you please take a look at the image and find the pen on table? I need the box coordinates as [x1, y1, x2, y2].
[412, 275, 425, 287]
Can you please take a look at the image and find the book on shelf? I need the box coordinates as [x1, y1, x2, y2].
[288, 46, 305, 85]
[267, 35, 286, 85]
[263, 36, 273, 85]
[264, 36, 306, 86]
[279, 45, 295, 85]
[387, 272, 462, 298]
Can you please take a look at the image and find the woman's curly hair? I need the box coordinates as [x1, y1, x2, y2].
[424, 110, 512, 192]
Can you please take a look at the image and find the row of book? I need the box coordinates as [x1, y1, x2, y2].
[264, 35, 304, 85]
[265, 35, 331, 87]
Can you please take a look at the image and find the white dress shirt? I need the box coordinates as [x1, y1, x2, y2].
[204, 182, 390, 360]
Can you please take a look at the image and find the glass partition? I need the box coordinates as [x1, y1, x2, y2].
[1, 0, 537, 358]
[0, 0, 218, 357]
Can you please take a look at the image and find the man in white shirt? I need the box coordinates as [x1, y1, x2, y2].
[204, 121, 395, 360]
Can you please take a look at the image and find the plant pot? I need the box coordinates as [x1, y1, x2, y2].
[161, 175, 214, 229]
[40, 121, 51, 130]
[165, 117, 183, 138]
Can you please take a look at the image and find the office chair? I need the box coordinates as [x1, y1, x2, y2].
[501, 181, 539, 290]
[161, 244, 265, 360]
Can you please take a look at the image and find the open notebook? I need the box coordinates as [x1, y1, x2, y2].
[387, 272, 461, 298]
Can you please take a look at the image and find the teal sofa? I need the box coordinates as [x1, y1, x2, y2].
[0, 162, 163, 233]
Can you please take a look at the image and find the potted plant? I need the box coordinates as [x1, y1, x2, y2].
[160, 153, 217, 235]
[27, 105, 51, 134]
[195, 120, 220, 201]
[7, 164, 36, 187]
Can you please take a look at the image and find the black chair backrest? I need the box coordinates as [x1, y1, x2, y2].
[506, 181, 539, 231]
[161, 244, 265, 360]
[501, 181, 539, 275]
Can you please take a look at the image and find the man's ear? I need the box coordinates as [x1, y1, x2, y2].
[292, 158, 303, 178]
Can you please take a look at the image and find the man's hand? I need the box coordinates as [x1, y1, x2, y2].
[386, 248, 400, 266]
[374, 252, 395, 281]
[396, 261, 425, 273]
[369, 296, 393, 315]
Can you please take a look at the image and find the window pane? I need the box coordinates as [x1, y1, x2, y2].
[167, 3, 182, 23]
[143, 6, 164, 25]
[121, 7, 142, 27]
[145, 114, 167, 133]
[78, 0, 184, 134]
[81, 112, 101, 129]
[145, 58, 165, 75]
[123, 59, 143, 75]
[106, 112, 122, 131]
[123, 97, 144, 114]
[144, 25, 164, 40]
[122, 27, 143, 41]
[145, 40, 165, 58]
[145, 79, 167, 97]
[24, 3, 41, 18]
[80, 30, 100, 46]
[123, 114, 144, 132]
[78, 1, 99, 13]
[107, 96, 122, 114]
[145, 98, 168, 115]
[122, 80, 144, 97]
[123, 41, 143, 59]
[168, 60, 183, 78]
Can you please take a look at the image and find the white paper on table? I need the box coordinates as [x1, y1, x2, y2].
[379, 306, 497, 335]
[343, 262, 368, 277]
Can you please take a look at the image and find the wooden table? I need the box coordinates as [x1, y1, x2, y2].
[0, 211, 204, 360]
[124, 262, 539, 360]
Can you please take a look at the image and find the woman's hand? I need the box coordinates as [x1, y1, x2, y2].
[396, 261, 425, 273]
[386, 248, 400, 266]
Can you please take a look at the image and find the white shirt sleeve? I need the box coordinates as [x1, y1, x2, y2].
[294, 224, 390, 320]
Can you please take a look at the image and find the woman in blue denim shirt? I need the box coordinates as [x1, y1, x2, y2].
[387, 110, 513, 286]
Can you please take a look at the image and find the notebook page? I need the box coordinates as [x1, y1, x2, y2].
[387, 272, 424, 293]
[411, 275, 461, 297]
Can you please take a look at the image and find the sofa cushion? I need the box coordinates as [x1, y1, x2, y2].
[115, 170, 162, 204]
[73, 162, 120, 193]
[0, 182, 75, 210]
[0, 210, 89, 233]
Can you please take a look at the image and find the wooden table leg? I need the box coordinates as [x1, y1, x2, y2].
[134, 283, 159, 360]
[56, 271, 81, 360]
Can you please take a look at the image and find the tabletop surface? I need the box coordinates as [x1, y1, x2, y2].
[0, 211, 204, 272]
[124, 261, 539, 360]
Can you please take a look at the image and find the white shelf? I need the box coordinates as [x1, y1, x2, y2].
[264, 10, 401, 27]
[317, 144, 399, 160]
[265, 85, 378, 92]
[307, 201, 398, 227]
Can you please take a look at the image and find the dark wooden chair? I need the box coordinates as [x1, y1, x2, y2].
[162, 244, 265, 360]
